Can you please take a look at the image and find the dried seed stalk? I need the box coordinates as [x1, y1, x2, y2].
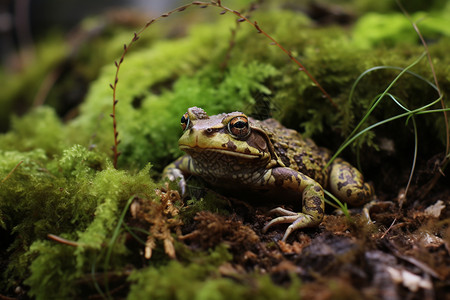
[1, 161, 23, 184]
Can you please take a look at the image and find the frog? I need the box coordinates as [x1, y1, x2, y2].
[164, 107, 373, 241]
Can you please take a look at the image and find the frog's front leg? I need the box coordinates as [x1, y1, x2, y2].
[163, 155, 194, 196]
[262, 167, 325, 242]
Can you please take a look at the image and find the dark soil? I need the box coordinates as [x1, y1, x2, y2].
[171, 176, 450, 300]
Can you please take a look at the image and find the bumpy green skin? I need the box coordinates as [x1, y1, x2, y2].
[164, 107, 373, 241]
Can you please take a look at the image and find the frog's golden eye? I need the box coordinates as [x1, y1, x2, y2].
[228, 116, 250, 139]
[181, 112, 190, 131]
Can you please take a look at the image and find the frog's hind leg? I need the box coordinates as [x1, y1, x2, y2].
[262, 167, 325, 242]
[328, 158, 373, 206]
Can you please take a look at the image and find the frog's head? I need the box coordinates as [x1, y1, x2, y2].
[178, 107, 278, 166]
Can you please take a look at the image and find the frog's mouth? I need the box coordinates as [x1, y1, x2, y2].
[179, 145, 260, 159]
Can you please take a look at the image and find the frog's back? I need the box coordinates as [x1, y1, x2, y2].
[251, 118, 331, 187]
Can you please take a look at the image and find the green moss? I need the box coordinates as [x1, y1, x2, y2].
[24, 241, 80, 299]
[20, 163, 159, 298]
[0, 141, 159, 295]
[72, 17, 280, 169]
[62, 6, 448, 171]
[353, 10, 450, 49]
[128, 246, 301, 300]
[0, 146, 104, 289]
[0, 106, 66, 156]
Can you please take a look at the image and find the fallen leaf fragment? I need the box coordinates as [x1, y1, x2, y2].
[386, 266, 432, 292]
[424, 200, 445, 218]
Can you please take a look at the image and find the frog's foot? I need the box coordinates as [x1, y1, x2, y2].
[163, 166, 187, 196]
[168, 169, 186, 196]
[362, 200, 393, 224]
[263, 207, 320, 242]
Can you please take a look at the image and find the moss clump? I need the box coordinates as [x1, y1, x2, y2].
[353, 11, 450, 49]
[0, 145, 104, 291]
[20, 164, 160, 299]
[0, 107, 66, 156]
[0, 145, 109, 253]
[128, 245, 301, 300]
[0, 140, 160, 296]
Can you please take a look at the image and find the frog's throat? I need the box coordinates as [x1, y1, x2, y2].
[179, 145, 261, 159]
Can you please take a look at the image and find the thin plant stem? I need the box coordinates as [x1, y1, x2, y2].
[215, 2, 336, 107]
[327, 52, 427, 168]
[331, 97, 447, 165]
[324, 190, 350, 220]
[396, 0, 448, 156]
[91, 258, 106, 299]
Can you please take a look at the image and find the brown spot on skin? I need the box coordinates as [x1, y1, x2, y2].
[310, 196, 324, 214]
[274, 143, 291, 167]
[281, 156, 291, 168]
[303, 194, 324, 217]
[293, 154, 303, 163]
[337, 173, 357, 190]
[244, 148, 251, 154]
[293, 153, 312, 173]
[272, 168, 294, 187]
[314, 186, 322, 192]
[225, 140, 237, 151]
[346, 189, 352, 197]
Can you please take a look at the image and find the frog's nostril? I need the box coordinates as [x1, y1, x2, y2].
[203, 128, 216, 137]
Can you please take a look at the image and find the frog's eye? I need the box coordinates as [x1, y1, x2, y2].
[228, 116, 250, 139]
[181, 113, 190, 131]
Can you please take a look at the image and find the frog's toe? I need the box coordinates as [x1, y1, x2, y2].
[268, 207, 299, 216]
[263, 209, 319, 242]
[262, 215, 299, 237]
[282, 215, 315, 242]
[262, 207, 300, 234]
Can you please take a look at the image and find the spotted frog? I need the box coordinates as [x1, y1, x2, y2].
[164, 107, 373, 241]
